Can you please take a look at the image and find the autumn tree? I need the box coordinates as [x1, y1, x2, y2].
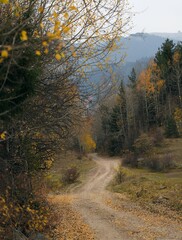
[0, 0, 131, 117]
[174, 107, 182, 135]
[78, 118, 96, 153]
[0, 0, 131, 238]
[93, 39, 182, 157]
[0, 0, 131, 166]
[172, 44, 182, 107]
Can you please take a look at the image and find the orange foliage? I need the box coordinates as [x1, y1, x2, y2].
[79, 119, 96, 153]
[173, 51, 181, 64]
[80, 132, 96, 152]
[137, 60, 164, 95]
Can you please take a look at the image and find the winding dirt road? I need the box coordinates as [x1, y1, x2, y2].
[71, 155, 182, 240]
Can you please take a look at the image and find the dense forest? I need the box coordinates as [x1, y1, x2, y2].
[94, 39, 182, 156]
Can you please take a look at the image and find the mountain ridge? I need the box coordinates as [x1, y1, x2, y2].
[88, 32, 182, 84]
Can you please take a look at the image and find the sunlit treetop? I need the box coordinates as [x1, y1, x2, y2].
[137, 60, 165, 95]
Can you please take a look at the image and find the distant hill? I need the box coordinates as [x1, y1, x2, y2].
[88, 32, 182, 85]
[111, 32, 182, 63]
[152, 32, 182, 41]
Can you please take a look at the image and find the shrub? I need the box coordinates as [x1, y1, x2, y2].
[162, 154, 176, 170]
[146, 155, 162, 171]
[145, 154, 175, 172]
[122, 151, 138, 168]
[45, 174, 62, 191]
[62, 166, 80, 184]
[114, 166, 135, 184]
[0, 194, 49, 238]
[114, 166, 127, 184]
[133, 133, 154, 155]
[151, 128, 164, 146]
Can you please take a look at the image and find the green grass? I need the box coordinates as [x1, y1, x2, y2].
[110, 138, 182, 218]
[111, 167, 182, 217]
[45, 151, 96, 192]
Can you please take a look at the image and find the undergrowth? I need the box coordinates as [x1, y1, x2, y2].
[111, 138, 182, 219]
[45, 152, 96, 192]
[111, 166, 182, 218]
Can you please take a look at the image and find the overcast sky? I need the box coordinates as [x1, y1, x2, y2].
[129, 0, 182, 33]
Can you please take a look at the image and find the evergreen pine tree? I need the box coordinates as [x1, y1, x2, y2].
[165, 117, 179, 138]
[127, 67, 137, 89]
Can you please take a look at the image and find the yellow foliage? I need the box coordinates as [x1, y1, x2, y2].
[1, 50, 8, 58]
[80, 133, 96, 152]
[156, 79, 165, 91]
[44, 159, 53, 169]
[35, 50, 41, 56]
[33, 30, 39, 37]
[40, 22, 44, 29]
[0, 132, 6, 140]
[61, 52, 65, 58]
[20, 30, 28, 41]
[69, 5, 78, 11]
[0, 194, 49, 234]
[72, 52, 77, 57]
[38, 6, 44, 13]
[173, 51, 181, 64]
[44, 48, 49, 54]
[54, 20, 61, 30]
[55, 53, 61, 60]
[137, 60, 164, 95]
[47, 31, 59, 41]
[64, 12, 69, 19]
[0, 0, 9, 4]
[174, 107, 182, 135]
[62, 25, 70, 34]
[53, 11, 58, 18]
[42, 41, 48, 47]
[174, 107, 182, 122]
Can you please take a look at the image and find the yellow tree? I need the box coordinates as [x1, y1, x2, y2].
[137, 60, 165, 126]
[79, 118, 96, 153]
[173, 51, 182, 106]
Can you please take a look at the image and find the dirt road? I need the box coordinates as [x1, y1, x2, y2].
[71, 154, 182, 240]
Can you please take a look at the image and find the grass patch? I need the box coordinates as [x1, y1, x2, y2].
[45, 152, 96, 192]
[111, 167, 182, 216]
[152, 138, 182, 166]
[111, 138, 182, 219]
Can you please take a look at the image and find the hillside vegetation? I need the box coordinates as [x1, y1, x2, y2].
[110, 138, 182, 220]
[94, 39, 182, 156]
[45, 152, 96, 192]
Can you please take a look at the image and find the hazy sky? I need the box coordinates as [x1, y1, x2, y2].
[129, 0, 182, 33]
